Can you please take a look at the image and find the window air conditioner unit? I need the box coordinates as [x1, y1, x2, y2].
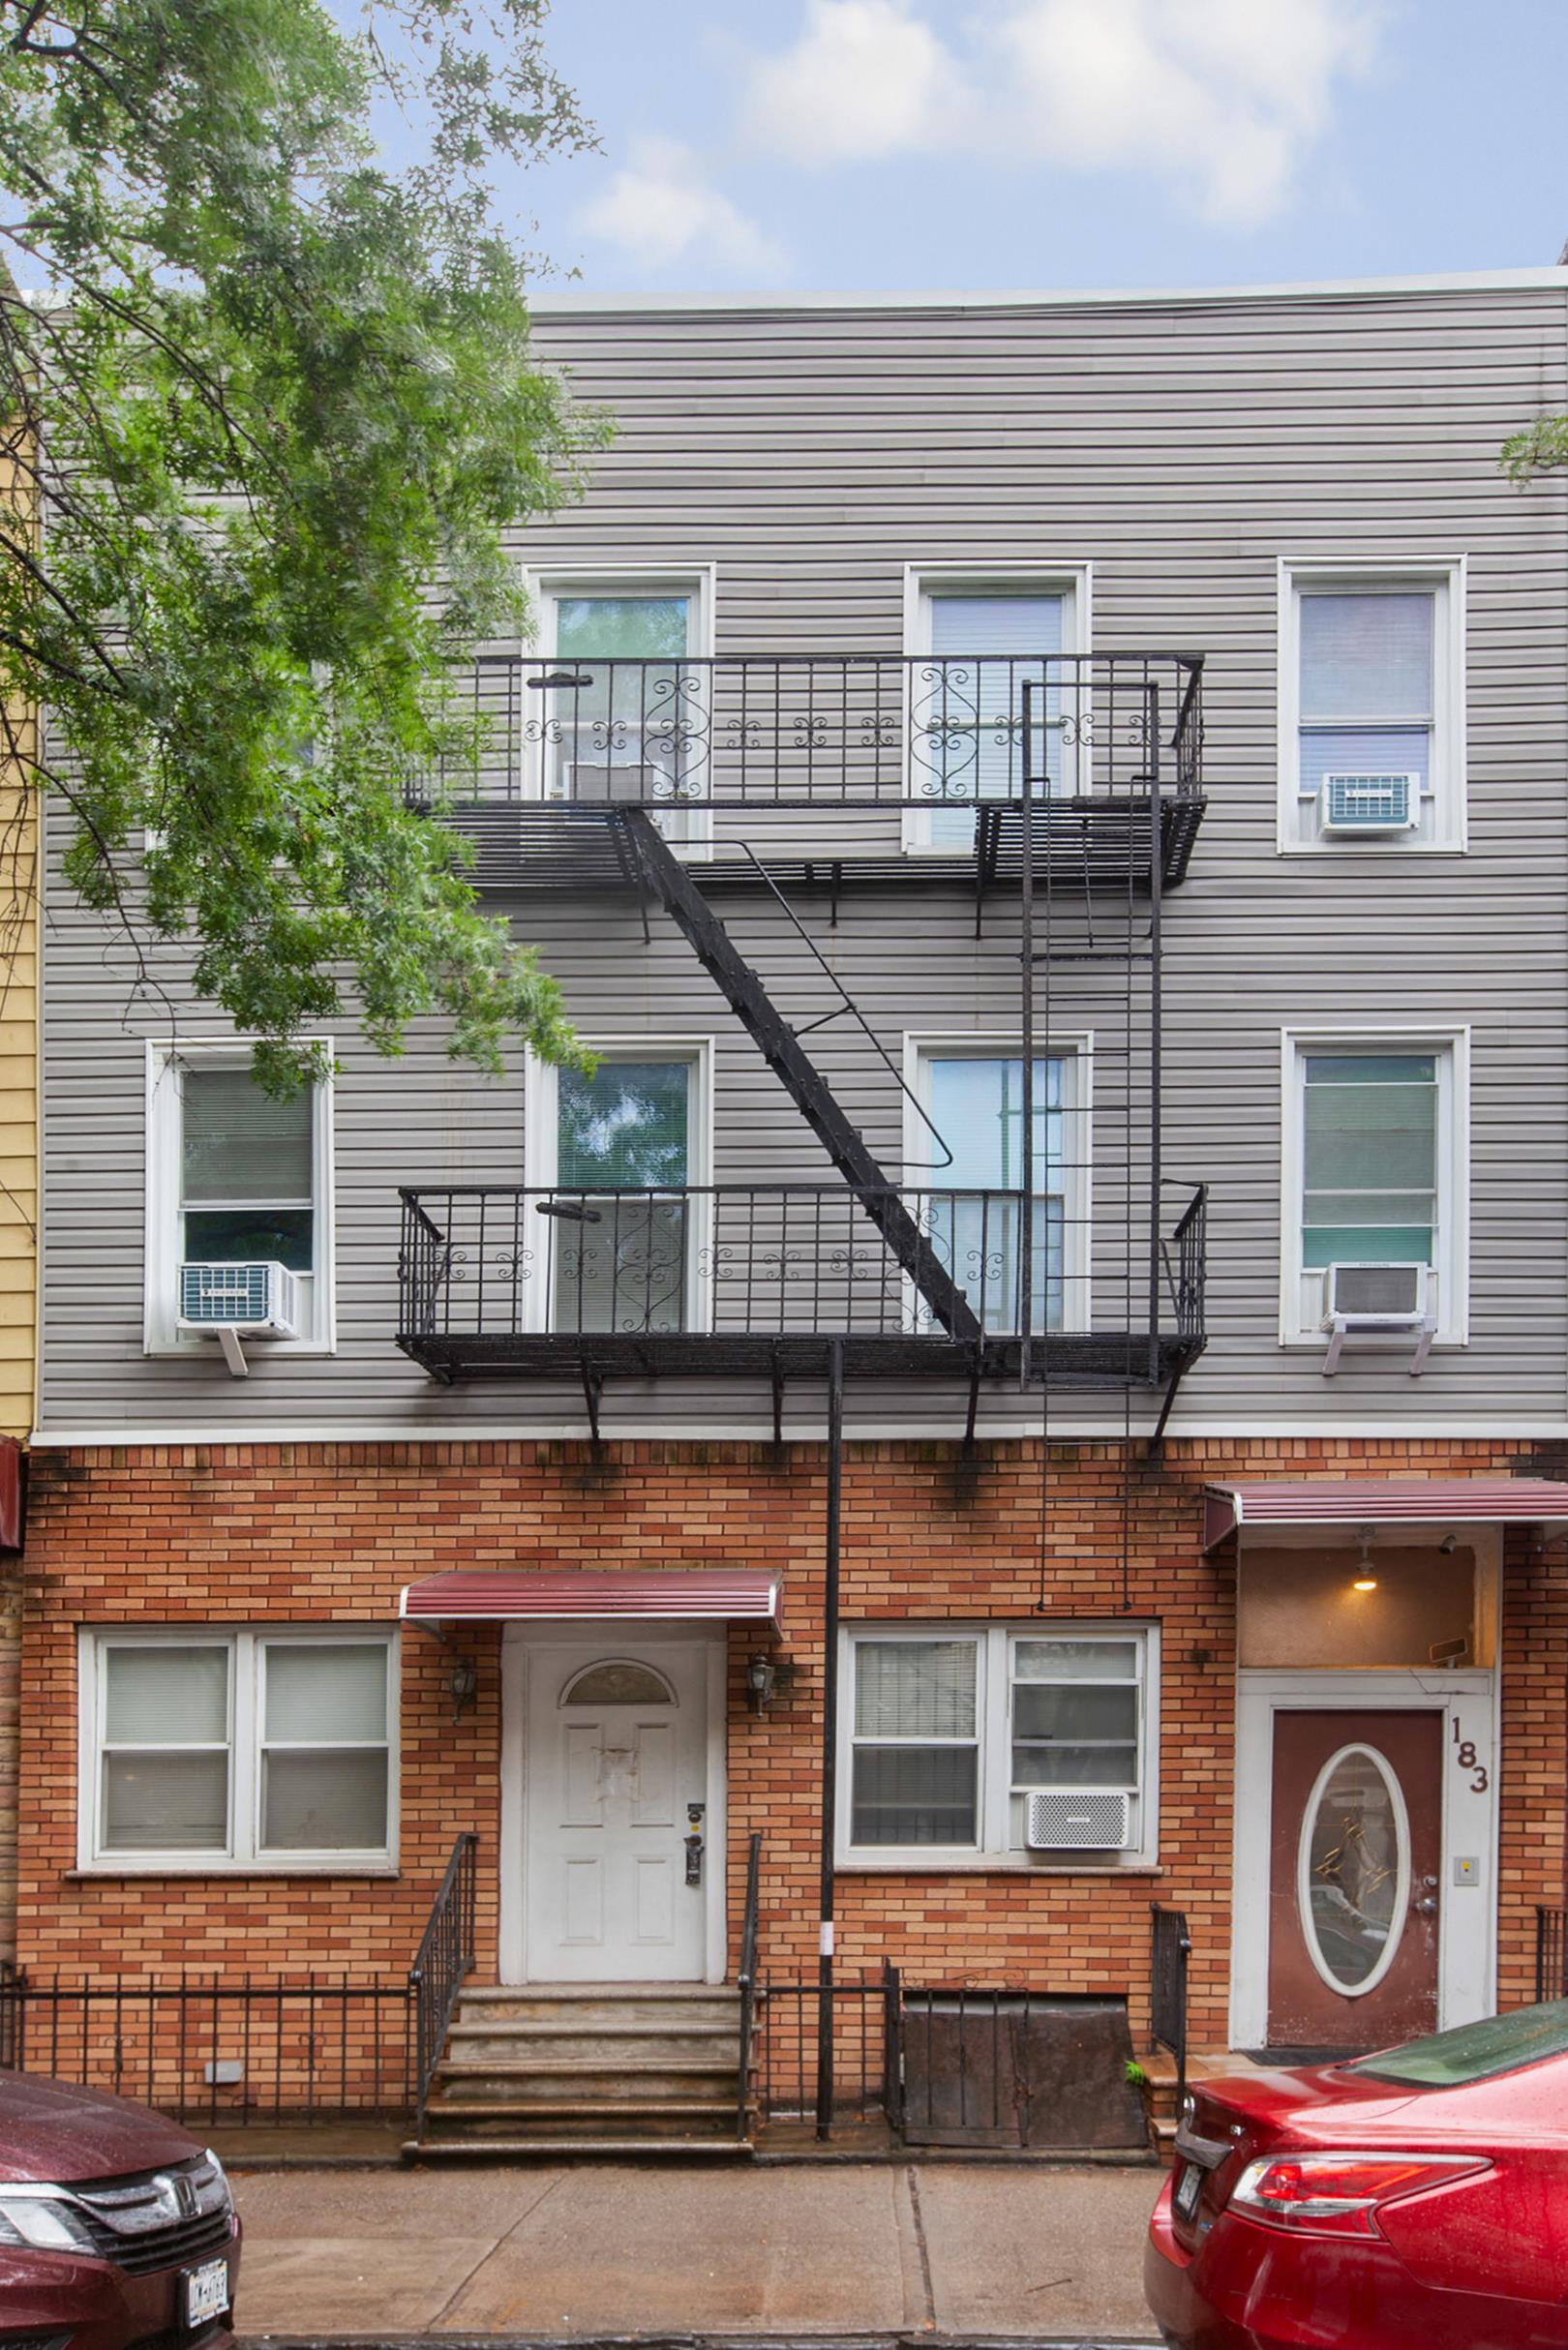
[1024, 1789, 1131, 1852]
[1320, 773, 1419, 833]
[1320, 1262, 1432, 1377]
[179, 1261, 300, 1338]
[561, 761, 662, 804]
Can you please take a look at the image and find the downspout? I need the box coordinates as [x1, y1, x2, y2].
[815, 1337, 844, 2137]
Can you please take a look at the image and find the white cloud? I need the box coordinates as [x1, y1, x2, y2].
[739, 0, 1382, 226]
[579, 136, 787, 275]
[993, 0, 1381, 225]
[741, 0, 969, 165]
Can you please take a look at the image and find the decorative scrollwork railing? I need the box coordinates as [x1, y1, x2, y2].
[397, 1182, 1209, 1360]
[413, 651, 1204, 814]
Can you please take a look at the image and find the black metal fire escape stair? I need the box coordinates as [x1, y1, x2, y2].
[615, 808, 981, 1348]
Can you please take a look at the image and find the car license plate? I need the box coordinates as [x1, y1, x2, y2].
[1174, 2159, 1204, 2221]
[182, 2255, 230, 2329]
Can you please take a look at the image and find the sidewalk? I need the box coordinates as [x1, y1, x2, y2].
[230, 2159, 1161, 2343]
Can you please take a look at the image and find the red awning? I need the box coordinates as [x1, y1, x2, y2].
[399, 1567, 782, 1638]
[1203, 1478, 1568, 1552]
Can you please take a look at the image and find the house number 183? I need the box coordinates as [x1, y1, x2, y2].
[1452, 1718, 1489, 1793]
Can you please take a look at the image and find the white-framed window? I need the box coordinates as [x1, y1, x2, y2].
[77, 1627, 398, 1872]
[523, 1039, 712, 1337]
[523, 567, 714, 848]
[839, 1624, 1159, 1869]
[144, 1041, 335, 1354]
[907, 1038, 1091, 1334]
[903, 566, 1091, 853]
[1280, 1028, 1469, 1345]
[1278, 559, 1465, 853]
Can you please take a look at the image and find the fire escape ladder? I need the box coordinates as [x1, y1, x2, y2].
[614, 808, 982, 1345]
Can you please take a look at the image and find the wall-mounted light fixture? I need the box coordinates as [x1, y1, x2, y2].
[447, 1657, 478, 1722]
[746, 1653, 778, 1714]
[1352, 1524, 1378, 1593]
[1438, 1530, 1459, 1555]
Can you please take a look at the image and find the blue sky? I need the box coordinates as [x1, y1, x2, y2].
[441, 0, 1568, 295]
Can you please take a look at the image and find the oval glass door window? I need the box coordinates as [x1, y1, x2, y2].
[1296, 1742, 1411, 1997]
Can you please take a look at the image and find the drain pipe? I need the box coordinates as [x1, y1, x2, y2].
[815, 1338, 845, 2138]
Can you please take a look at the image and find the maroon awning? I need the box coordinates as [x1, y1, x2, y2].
[399, 1567, 781, 1637]
[1203, 1478, 1568, 1552]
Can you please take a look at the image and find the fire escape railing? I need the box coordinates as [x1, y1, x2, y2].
[397, 1183, 1208, 1378]
[413, 650, 1204, 814]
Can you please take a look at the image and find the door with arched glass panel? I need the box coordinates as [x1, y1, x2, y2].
[524, 1639, 709, 1981]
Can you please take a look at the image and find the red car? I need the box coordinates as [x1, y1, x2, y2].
[1146, 2001, 1568, 2349]
[0, 2069, 239, 2349]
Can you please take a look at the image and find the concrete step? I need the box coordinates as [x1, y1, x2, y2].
[446, 2027, 739, 2067]
[458, 1985, 739, 2025]
[406, 2135, 751, 2160]
[423, 2103, 740, 2140]
[435, 2058, 742, 2095]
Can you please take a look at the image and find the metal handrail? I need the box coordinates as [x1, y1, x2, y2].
[417, 649, 1207, 811]
[1150, 1904, 1191, 2108]
[408, 1831, 478, 2136]
[397, 1181, 1210, 1354]
[735, 1831, 762, 2141]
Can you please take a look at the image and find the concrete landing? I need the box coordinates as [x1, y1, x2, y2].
[230, 2159, 1160, 2342]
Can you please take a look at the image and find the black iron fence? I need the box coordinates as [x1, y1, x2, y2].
[1536, 1906, 1567, 2002]
[0, 1966, 412, 2124]
[417, 651, 1205, 814]
[410, 1830, 478, 2135]
[1150, 1905, 1191, 2104]
[754, 1973, 901, 2133]
[398, 1182, 1209, 1374]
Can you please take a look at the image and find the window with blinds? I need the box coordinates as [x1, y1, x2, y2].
[146, 1042, 332, 1352]
[844, 1625, 1159, 1862]
[1282, 567, 1462, 850]
[182, 1065, 316, 1272]
[83, 1632, 395, 1868]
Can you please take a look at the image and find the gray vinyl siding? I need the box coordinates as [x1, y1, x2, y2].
[38, 280, 1568, 1436]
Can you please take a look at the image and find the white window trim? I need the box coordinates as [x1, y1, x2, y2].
[523, 1036, 714, 1338]
[521, 565, 716, 853]
[1276, 557, 1467, 855]
[903, 1032, 1094, 1336]
[901, 564, 1092, 856]
[1279, 1024, 1470, 1348]
[836, 1621, 1160, 1873]
[143, 1039, 336, 1358]
[76, 1625, 399, 1875]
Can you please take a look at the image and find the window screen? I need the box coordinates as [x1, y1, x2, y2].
[918, 593, 1067, 846]
[924, 1056, 1067, 1333]
[1010, 1639, 1141, 1792]
[260, 1642, 390, 1853]
[552, 1061, 693, 1337]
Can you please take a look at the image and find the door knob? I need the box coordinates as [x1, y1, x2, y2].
[1413, 1895, 1438, 1915]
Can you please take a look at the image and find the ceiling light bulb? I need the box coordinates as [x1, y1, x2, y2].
[1353, 1576, 1378, 1593]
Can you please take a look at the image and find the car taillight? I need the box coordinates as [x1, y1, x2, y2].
[1229, 2151, 1492, 2239]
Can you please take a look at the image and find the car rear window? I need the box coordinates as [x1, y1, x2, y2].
[1348, 1999, 1568, 2088]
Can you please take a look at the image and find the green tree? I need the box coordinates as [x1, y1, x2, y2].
[0, 0, 607, 1088]
[1501, 414, 1568, 485]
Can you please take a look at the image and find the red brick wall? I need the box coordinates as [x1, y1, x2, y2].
[15, 1433, 1565, 2049]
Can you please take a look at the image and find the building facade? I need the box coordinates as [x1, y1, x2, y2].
[22, 268, 1568, 2143]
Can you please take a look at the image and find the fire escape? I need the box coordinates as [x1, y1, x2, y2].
[397, 648, 1209, 1436]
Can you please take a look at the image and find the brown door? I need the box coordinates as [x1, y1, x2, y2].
[1267, 1709, 1442, 2052]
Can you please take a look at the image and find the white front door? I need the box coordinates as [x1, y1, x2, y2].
[523, 1638, 710, 1982]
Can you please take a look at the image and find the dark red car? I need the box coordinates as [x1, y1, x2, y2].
[0, 2070, 239, 2349]
[1146, 2001, 1568, 2349]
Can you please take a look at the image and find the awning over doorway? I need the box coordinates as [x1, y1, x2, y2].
[1203, 1477, 1568, 1553]
[398, 1567, 782, 1638]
